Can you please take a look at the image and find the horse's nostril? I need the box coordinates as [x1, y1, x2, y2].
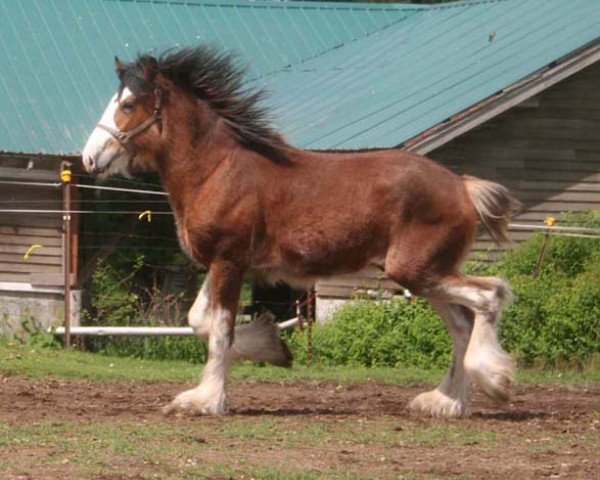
[86, 156, 97, 173]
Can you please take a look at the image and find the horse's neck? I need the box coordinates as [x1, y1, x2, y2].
[157, 100, 237, 215]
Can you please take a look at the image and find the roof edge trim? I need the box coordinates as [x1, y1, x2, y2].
[108, 0, 428, 12]
[425, 0, 512, 10]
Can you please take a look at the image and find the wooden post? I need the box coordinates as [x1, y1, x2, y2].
[306, 289, 315, 364]
[534, 231, 550, 278]
[61, 165, 72, 349]
[534, 217, 556, 278]
[295, 298, 304, 330]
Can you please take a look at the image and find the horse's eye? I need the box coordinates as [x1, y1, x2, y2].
[121, 102, 134, 114]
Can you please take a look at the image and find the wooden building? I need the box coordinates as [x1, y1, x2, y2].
[0, 156, 80, 335]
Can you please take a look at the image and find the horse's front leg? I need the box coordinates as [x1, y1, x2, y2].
[164, 261, 243, 415]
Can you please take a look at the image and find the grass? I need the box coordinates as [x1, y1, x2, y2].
[1, 411, 596, 479]
[1, 339, 598, 387]
[0, 416, 391, 479]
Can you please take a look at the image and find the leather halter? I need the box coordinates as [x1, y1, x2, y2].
[96, 88, 163, 158]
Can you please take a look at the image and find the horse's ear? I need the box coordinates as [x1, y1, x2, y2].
[115, 56, 126, 78]
[142, 56, 159, 82]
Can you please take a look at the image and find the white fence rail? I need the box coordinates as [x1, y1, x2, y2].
[52, 317, 300, 337]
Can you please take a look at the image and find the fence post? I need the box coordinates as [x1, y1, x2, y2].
[534, 217, 556, 278]
[306, 288, 315, 364]
[61, 164, 72, 349]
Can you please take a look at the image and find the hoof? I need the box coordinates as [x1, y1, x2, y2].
[408, 389, 468, 418]
[162, 387, 228, 416]
[234, 314, 294, 367]
[465, 350, 514, 403]
[470, 368, 512, 403]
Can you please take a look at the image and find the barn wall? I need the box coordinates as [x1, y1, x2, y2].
[0, 157, 64, 284]
[316, 61, 600, 319]
[0, 155, 80, 334]
[431, 61, 600, 255]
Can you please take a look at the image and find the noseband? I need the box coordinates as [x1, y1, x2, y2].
[97, 88, 163, 158]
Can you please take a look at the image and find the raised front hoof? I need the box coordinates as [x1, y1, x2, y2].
[408, 389, 468, 418]
[466, 357, 514, 404]
[162, 388, 228, 417]
[471, 369, 512, 404]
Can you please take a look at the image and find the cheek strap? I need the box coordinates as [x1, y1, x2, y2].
[96, 88, 163, 159]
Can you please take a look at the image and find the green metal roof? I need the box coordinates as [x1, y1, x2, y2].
[0, 0, 599, 155]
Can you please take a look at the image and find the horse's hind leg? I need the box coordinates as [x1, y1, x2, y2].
[430, 275, 514, 403]
[409, 300, 473, 417]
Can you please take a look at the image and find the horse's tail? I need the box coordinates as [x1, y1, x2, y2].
[463, 175, 521, 244]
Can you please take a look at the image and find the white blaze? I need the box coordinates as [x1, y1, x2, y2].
[82, 87, 134, 175]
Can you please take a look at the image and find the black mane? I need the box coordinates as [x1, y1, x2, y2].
[119, 45, 288, 163]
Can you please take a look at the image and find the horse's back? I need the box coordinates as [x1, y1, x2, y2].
[295, 147, 473, 222]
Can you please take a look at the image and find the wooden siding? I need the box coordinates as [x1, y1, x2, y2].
[317, 61, 600, 300]
[0, 157, 72, 285]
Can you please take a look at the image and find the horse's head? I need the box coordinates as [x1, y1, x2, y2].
[83, 46, 290, 178]
[82, 56, 163, 178]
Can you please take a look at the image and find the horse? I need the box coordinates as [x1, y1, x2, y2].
[82, 45, 520, 418]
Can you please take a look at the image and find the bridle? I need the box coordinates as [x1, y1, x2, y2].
[96, 88, 163, 159]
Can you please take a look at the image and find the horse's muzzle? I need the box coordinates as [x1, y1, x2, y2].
[82, 154, 97, 174]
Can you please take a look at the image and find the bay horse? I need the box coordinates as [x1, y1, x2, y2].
[82, 45, 520, 418]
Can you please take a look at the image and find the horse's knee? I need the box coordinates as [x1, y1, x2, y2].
[426, 275, 512, 321]
[188, 308, 210, 339]
[188, 280, 212, 338]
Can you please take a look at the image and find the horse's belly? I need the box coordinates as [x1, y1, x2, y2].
[265, 236, 385, 285]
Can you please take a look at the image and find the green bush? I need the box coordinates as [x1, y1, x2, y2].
[488, 211, 600, 366]
[289, 298, 451, 369]
[84, 257, 142, 328]
[83, 256, 207, 363]
[498, 260, 599, 366]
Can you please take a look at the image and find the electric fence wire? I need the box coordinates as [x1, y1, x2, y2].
[0, 209, 173, 215]
[0, 199, 170, 204]
[0, 179, 167, 196]
[1, 180, 598, 238]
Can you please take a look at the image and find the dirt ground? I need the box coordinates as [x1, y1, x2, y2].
[1, 376, 598, 479]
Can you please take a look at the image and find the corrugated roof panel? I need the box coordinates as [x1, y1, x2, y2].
[0, 0, 412, 155]
[265, 0, 600, 148]
[263, 3, 482, 129]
